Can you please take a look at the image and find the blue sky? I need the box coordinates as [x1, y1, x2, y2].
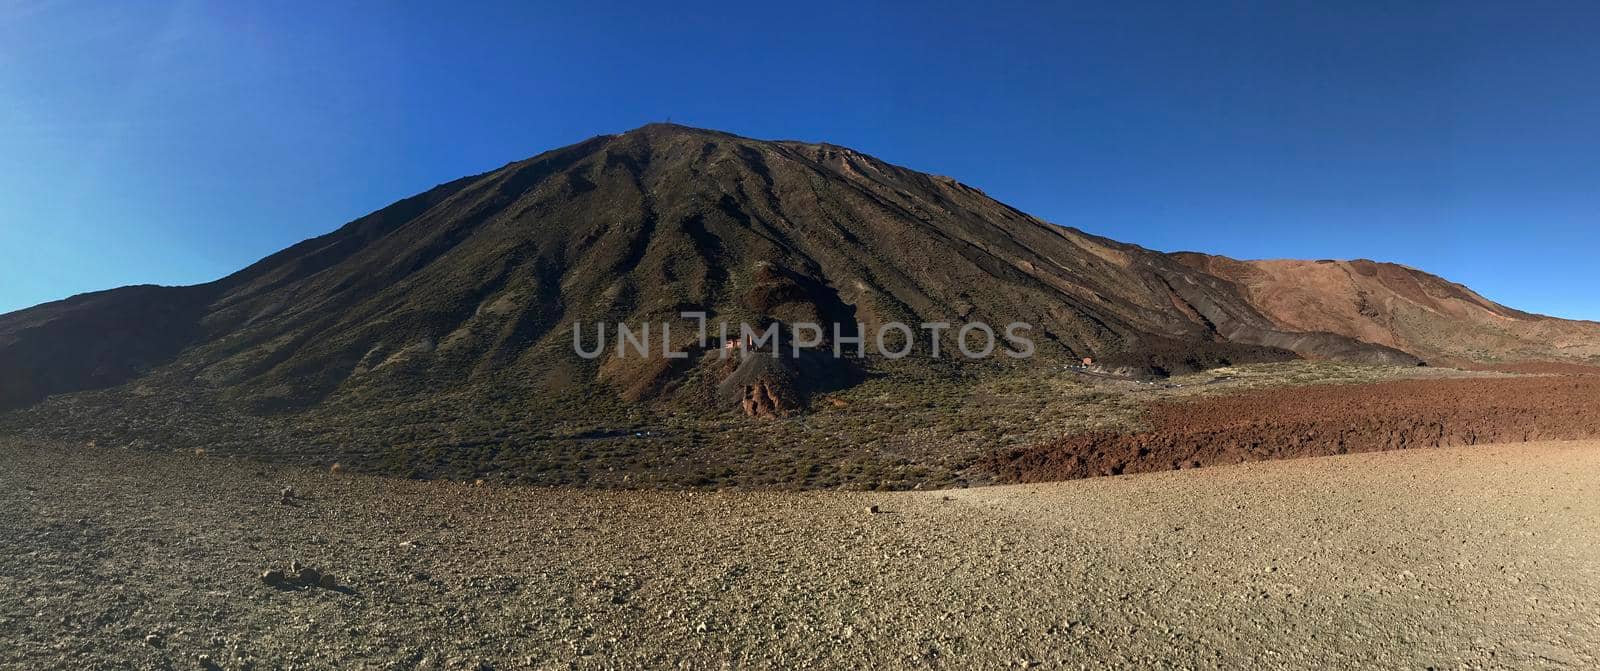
[3, 1, 1597, 319]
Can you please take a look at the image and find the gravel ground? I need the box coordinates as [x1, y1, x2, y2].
[3, 439, 1598, 669]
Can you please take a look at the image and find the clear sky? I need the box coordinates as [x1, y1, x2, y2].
[3, 1, 1597, 319]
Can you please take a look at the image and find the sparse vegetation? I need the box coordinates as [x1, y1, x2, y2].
[0, 359, 1500, 490]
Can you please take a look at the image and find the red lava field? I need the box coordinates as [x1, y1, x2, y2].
[982, 375, 1600, 483]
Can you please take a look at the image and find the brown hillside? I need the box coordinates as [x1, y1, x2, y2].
[1171, 254, 1600, 367]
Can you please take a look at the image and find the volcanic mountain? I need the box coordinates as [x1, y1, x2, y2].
[11, 122, 1600, 486]
[2, 124, 1439, 421]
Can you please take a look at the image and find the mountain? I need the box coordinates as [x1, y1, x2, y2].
[1, 123, 1429, 420]
[1172, 254, 1600, 368]
[11, 122, 1600, 486]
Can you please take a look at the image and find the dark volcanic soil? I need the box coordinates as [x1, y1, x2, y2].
[982, 376, 1600, 482]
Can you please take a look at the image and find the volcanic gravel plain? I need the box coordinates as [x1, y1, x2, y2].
[984, 375, 1600, 482]
[5, 437, 1599, 669]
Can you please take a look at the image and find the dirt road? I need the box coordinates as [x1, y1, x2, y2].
[3, 439, 1598, 669]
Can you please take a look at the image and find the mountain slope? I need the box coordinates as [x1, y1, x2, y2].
[0, 124, 1419, 416]
[1172, 254, 1600, 367]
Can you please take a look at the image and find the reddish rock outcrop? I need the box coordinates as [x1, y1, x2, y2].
[740, 381, 795, 418]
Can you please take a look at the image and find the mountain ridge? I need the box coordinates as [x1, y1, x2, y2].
[1171, 252, 1600, 367]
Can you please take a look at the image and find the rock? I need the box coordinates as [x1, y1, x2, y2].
[297, 566, 322, 586]
[867, 505, 881, 514]
[289, 560, 304, 574]
[716, 354, 811, 419]
[319, 573, 338, 589]
[741, 381, 792, 418]
[279, 487, 295, 504]
[260, 569, 285, 586]
[144, 633, 163, 647]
